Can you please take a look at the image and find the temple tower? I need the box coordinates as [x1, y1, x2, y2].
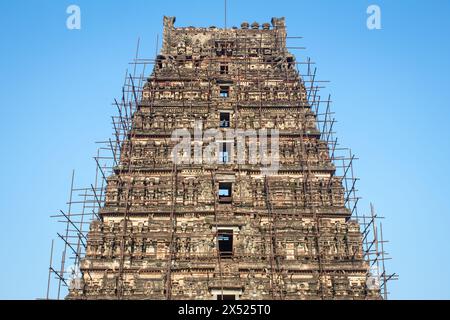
[68, 17, 380, 300]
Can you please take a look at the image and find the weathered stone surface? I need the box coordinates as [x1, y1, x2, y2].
[68, 16, 380, 300]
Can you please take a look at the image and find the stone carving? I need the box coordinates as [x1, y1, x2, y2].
[68, 16, 378, 300]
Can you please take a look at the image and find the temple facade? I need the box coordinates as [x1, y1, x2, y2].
[68, 16, 380, 300]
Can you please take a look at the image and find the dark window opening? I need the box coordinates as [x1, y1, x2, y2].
[220, 64, 229, 75]
[220, 87, 229, 98]
[218, 182, 232, 203]
[220, 112, 230, 128]
[218, 230, 233, 258]
[215, 41, 234, 57]
[219, 143, 229, 163]
[217, 294, 236, 300]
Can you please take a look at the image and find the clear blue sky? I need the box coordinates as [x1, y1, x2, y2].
[1, 0, 449, 299]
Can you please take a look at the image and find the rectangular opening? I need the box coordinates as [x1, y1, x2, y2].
[218, 182, 232, 203]
[219, 143, 229, 163]
[220, 87, 229, 98]
[218, 229, 233, 258]
[219, 112, 230, 128]
[220, 64, 229, 75]
[217, 294, 236, 300]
